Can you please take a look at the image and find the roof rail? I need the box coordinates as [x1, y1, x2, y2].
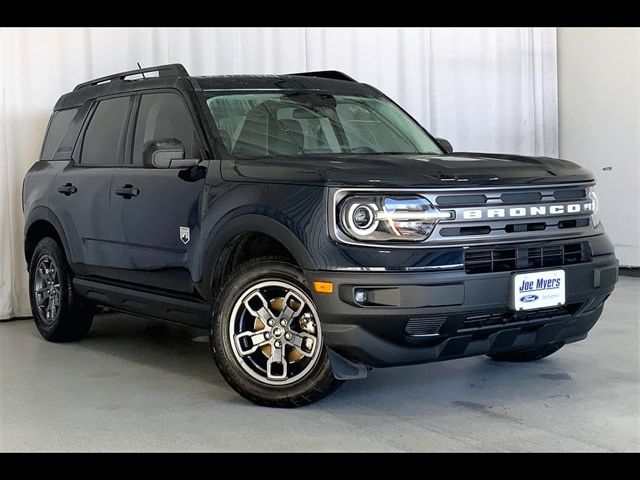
[73, 63, 190, 91]
[288, 70, 357, 82]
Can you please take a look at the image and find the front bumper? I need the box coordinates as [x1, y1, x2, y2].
[306, 253, 618, 369]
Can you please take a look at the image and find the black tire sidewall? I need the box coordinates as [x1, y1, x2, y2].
[210, 259, 339, 407]
[28, 237, 92, 342]
[29, 238, 70, 338]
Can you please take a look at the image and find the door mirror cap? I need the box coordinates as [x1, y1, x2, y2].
[435, 137, 453, 154]
[143, 138, 199, 169]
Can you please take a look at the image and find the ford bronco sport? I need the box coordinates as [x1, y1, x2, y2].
[23, 64, 618, 407]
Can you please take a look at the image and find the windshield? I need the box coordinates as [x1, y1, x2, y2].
[205, 92, 442, 157]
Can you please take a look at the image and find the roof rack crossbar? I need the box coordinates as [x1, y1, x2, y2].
[288, 70, 356, 82]
[73, 63, 189, 91]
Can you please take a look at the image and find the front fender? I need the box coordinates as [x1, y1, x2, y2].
[198, 214, 317, 299]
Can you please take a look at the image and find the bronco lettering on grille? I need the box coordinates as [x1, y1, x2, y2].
[461, 202, 593, 220]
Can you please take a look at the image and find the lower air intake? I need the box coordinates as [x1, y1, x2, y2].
[464, 242, 590, 274]
[405, 316, 447, 336]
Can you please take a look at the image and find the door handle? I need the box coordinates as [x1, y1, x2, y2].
[57, 183, 77, 196]
[114, 184, 140, 199]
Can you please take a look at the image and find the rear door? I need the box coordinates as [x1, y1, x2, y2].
[49, 95, 133, 273]
[109, 91, 209, 292]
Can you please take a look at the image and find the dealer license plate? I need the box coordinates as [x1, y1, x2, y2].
[511, 269, 566, 311]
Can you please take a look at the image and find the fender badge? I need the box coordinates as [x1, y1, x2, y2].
[180, 226, 190, 245]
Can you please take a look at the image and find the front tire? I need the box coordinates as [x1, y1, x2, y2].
[487, 341, 565, 362]
[28, 237, 94, 342]
[211, 258, 342, 407]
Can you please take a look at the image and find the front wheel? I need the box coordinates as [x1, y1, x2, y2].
[210, 258, 342, 407]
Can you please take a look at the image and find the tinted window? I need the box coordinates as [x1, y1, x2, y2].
[41, 109, 78, 160]
[133, 93, 199, 164]
[81, 97, 131, 165]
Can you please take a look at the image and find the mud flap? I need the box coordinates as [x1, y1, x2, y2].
[327, 348, 369, 380]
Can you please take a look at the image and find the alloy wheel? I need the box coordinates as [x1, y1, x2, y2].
[34, 255, 61, 324]
[229, 280, 323, 386]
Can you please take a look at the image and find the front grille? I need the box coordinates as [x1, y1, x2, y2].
[429, 183, 596, 246]
[464, 242, 590, 274]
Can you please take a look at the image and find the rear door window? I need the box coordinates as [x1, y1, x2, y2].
[40, 109, 78, 160]
[81, 96, 132, 165]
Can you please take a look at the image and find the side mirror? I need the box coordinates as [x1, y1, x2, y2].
[435, 137, 453, 154]
[143, 138, 199, 169]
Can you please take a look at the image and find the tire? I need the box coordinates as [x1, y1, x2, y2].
[487, 341, 565, 362]
[210, 257, 342, 407]
[28, 237, 94, 342]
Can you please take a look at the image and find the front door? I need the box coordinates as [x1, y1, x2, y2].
[109, 91, 208, 293]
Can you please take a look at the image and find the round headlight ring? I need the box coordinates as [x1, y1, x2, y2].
[353, 205, 375, 229]
[346, 202, 379, 236]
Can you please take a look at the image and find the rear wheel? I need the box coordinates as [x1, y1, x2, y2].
[211, 258, 342, 407]
[28, 237, 94, 342]
[487, 341, 565, 362]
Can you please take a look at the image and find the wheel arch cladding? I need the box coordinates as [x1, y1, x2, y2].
[24, 208, 73, 266]
[202, 214, 317, 295]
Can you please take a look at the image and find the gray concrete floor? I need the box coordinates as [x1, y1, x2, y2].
[1, 277, 639, 452]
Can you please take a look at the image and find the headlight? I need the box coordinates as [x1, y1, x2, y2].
[587, 185, 600, 227]
[338, 195, 453, 242]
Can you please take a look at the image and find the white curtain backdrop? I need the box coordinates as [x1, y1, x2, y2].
[0, 27, 558, 319]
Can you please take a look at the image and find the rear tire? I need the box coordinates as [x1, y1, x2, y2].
[210, 257, 342, 407]
[28, 237, 94, 342]
[487, 341, 565, 362]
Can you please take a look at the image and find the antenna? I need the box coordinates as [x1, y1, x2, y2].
[137, 62, 146, 79]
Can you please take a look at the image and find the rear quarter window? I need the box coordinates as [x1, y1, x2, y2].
[40, 108, 78, 160]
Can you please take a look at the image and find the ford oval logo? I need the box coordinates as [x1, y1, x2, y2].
[520, 294, 539, 303]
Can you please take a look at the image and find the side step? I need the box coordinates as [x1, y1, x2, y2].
[73, 278, 210, 328]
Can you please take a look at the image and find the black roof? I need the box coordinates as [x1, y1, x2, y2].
[55, 64, 376, 110]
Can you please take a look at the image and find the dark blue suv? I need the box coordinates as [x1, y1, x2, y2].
[23, 64, 618, 407]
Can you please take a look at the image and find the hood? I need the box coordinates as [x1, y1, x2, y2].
[221, 153, 594, 188]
